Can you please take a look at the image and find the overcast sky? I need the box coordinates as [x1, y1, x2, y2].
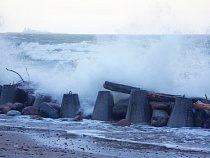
[0, 0, 210, 34]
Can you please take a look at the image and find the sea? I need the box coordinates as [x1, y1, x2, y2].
[1, 33, 210, 156]
[0, 33, 210, 114]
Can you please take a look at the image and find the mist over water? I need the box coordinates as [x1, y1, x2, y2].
[0, 34, 210, 114]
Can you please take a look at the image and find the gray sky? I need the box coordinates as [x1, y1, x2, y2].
[0, 0, 210, 34]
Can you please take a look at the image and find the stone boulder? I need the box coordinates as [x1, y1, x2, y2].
[149, 101, 174, 114]
[0, 85, 2, 96]
[39, 102, 59, 119]
[203, 117, 210, 128]
[117, 119, 131, 126]
[33, 94, 52, 108]
[11, 103, 24, 111]
[0, 103, 13, 114]
[17, 88, 28, 103]
[22, 106, 39, 115]
[194, 109, 209, 127]
[112, 98, 129, 120]
[151, 110, 169, 127]
[25, 95, 35, 107]
[7, 110, 21, 116]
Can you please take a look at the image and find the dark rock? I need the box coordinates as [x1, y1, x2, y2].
[7, 110, 21, 116]
[11, 103, 24, 111]
[39, 102, 59, 119]
[22, 106, 39, 115]
[0, 85, 2, 96]
[3, 106, 12, 114]
[30, 115, 43, 120]
[151, 110, 169, 127]
[194, 109, 209, 127]
[112, 98, 129, 120]
[33, 94, 52, 108]
[117, 119, 131, 126]
[72, 115, 82, 121]
[17, 88, 28, 103]
[203, 117, 210, 128]
[0, 103, 13, 114]
[49, 103, 61, 114]
[25, 95, 35, 107]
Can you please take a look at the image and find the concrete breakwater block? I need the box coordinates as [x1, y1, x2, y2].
[0, 85, 18, 105]
[92, 91, 114, 121]
[167, 97, 194, 128]
[60, 92, 80, 118]
[126, 90, 151, 124]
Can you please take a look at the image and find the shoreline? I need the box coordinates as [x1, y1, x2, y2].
[1, 115, 210, 158]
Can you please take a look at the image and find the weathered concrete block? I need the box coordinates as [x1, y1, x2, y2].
[126, 90, 151, 124]
[92, 91, 114, 121]
[167, 97, 194, 128]
[60, 92, 80, 118]
[0, 85, 18, 105]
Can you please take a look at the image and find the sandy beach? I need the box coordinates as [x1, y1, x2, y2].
[0, 115, 210, 158]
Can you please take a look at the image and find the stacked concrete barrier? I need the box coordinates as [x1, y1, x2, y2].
[0, 85, 18, 105]
[167, 97, 194, 128]
[126, 89, 151, 124]
[92, 91, 114, 121]
[60, 92, 80, 118]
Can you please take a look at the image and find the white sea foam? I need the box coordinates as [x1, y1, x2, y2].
[1, 35, 210, 115]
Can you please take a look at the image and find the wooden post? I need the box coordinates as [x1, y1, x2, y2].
[92, 91, 114, 121]
[167, 97, 194, 128]
[126, 89, 151, 124]
[60, 92, 80, 118]
[0, 84, 18, 105]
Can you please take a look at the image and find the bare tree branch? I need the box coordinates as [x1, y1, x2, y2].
[6, 68, 24, 82]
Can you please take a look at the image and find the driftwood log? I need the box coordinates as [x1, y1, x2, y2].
[103, 81, 140, 94]
[193, 101, 210, 111]
[103, 81, 181, 102]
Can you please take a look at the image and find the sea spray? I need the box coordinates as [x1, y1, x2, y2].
[0, 34, 210, 116]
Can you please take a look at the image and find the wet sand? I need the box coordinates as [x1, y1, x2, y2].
[0, 115, 210, 158]
[0, 131, 114, 158]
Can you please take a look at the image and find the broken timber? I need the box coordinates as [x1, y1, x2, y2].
[103, 81, 181, 102]
[193, 101, 210, 111]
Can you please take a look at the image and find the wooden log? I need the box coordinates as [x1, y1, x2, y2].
[92, 91, 114, 121]
[103, 81, 181, 102]
[193, 101, 210, 111]
[126, 89, 151, 124]
[103, 81, 140, 94]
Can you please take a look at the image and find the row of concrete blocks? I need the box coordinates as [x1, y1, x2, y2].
[92, 90, 194, 128]
[0, 85, 194, 127]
